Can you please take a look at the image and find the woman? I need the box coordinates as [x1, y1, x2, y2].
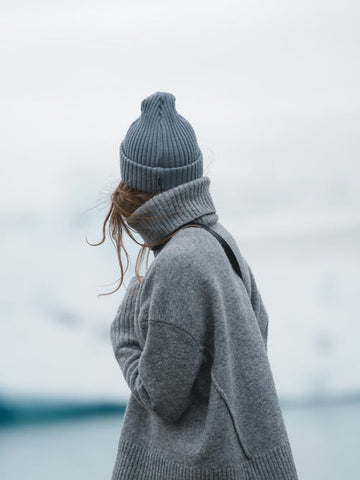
[97, 91, 299, 479]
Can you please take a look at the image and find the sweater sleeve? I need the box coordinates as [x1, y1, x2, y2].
[110, 265, 205, 424]
[110, 276, 144, 402]
[246, 263, 269, 353]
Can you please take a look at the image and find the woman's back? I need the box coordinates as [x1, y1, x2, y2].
[109, 177, 298, 479]
[102, 91, 298, 480]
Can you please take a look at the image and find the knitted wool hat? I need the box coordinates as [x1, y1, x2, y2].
[119, 91, 203, 194]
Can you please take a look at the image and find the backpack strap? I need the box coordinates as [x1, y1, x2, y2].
[151, 221, 244, 282]
[185, 222, 244, 282]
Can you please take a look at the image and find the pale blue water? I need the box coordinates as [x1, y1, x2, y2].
[0, 403, 359, 480]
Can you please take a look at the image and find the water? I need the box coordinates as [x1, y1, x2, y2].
[285, 402, 359, 479]
[1, 403, 359, 480]
[0, 414, 122, 480]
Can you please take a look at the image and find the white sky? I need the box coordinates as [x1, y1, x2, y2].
[1, 0, 359, 222]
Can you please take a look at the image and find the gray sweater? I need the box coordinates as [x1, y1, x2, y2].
[110, 176, 299, 480]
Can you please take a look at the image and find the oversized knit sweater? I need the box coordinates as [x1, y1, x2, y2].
[109, 175, 299, 480]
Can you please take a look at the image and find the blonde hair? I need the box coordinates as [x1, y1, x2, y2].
[88, 180, 198, 295]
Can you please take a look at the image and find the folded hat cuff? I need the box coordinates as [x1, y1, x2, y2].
[120, 144, 203, 194]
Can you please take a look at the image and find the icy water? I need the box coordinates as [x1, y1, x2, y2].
[0, 403, 359, 480]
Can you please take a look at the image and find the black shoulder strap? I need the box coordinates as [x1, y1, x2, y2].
[151, 221, 244, 282]
[185, 222, 244, 282]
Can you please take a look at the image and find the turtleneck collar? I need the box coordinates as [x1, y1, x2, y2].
[126, 176, 218, 256]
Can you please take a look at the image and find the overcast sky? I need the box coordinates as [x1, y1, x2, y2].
[1, 0, 359, 229]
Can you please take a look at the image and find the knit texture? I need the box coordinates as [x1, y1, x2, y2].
[120, 91, 203, 193]
[109, 176, 299, 480]
[126, 175, 218, 247]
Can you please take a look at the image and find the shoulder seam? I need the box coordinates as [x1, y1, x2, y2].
[148, 318, 203, 351]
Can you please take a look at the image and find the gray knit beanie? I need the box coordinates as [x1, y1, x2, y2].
[119, 91, 203, 194]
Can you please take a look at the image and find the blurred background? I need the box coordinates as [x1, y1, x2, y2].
[1, 1, 359, 479]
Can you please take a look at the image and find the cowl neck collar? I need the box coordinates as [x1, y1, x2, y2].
[126, 176, 218, 255]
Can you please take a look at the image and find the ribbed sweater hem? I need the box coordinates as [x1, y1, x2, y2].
[112, 438, 299, 480]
